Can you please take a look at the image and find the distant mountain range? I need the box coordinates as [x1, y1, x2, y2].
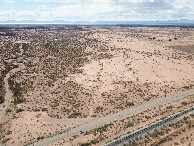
[0, 19, 194, 25]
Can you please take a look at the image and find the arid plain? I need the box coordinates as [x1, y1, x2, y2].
[0, 25, 194, 146]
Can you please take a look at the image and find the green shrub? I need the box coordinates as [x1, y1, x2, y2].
[126, 102, 134, 107]
[68, 112, 82, 118]
[96, 106, 103, 111]
[6, 108, 12, 113]
[181, 102, 187, 106]
[80, 142, 91, 146]
[90, 139, 99, 144]
[2, 138, 10, 144]
[16, 108, 24, 113]
[37, 136, 44, 141]
[126, 122, 134, 128]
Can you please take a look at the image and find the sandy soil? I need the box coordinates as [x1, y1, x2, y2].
[0, 26, 193, 145]
[47, 94, 194, 146]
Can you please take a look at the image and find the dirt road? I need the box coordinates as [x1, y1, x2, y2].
[30, 89, 194, 146]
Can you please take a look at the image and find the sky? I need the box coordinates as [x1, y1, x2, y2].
[0, 0, 194, 22]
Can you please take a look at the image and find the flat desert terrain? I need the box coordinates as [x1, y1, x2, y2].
[0, 25, 193, 146]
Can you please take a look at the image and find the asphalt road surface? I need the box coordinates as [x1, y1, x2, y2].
[105, 106, 194, 146]
[29, 88, 194, 146]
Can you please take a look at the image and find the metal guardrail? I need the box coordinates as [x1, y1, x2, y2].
[104, 106, 194, 146]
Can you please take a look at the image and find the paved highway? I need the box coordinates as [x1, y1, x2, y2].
[29, 89, 194, 146]
[105, 106, 194, 146]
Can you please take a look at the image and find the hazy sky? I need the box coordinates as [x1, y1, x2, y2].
[0, 0, 194, 21]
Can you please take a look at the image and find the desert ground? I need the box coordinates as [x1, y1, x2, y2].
[0, 25, 193, 146]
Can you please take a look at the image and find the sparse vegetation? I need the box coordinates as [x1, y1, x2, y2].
[0, 25, 194, 146]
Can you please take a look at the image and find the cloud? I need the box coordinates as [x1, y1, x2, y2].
[0, 0, 194, 21]
[2, 0, 14, 3]
[26, 0, 83, 3]
[37, 5, 48, 9]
